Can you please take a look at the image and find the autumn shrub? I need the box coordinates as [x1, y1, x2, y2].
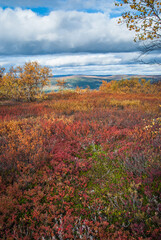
[109, 99, 141, 109]
[0, 90, 161, 239]
[99, 78, 161, 94]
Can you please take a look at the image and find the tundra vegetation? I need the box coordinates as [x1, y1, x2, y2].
[0, 64, 161, 239]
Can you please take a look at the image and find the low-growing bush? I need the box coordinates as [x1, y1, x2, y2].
[0, 90, 161, 239]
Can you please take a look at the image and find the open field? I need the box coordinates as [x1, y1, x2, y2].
[0, 89, 161, 239]
[1, 0, 161, 238]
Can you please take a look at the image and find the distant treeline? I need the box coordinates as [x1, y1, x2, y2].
[99, 78, 161, 94]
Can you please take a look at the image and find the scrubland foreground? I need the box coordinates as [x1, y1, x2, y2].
[0, 89, 161, 239]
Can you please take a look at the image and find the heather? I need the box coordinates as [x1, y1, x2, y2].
[0, 89, 161, 239]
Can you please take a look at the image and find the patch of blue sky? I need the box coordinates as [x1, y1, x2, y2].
[82, 9, 104, 14]
[1, 6, 51, 16]
[29, 7, 51, 16]
[1, 6, 105, 16]
[110, 12, 121, 18]
[31, 8, 105, 15]
[2, 6, 14, 10]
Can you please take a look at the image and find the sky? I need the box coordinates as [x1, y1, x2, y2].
[0, 0, 161, 75]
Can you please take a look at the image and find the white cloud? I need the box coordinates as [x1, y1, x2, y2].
[39, 53, 122, 67]
[0, 53, 161, 75]
[0, 7, 136, 55]
[56, 64, 161, 75]
[0, 6, 160, 75]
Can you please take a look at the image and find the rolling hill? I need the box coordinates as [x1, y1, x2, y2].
[44, 74, 161, 92]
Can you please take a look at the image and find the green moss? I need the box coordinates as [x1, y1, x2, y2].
[19, 197, 27, 205]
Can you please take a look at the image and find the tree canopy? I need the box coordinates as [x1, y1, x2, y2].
[115, 0, 161, 53]
[0, 62, 52, 102]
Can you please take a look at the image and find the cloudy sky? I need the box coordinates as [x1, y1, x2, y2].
[0, 0, 160, 75]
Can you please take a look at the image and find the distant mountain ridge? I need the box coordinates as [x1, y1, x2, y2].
[45, 75, 161, 92]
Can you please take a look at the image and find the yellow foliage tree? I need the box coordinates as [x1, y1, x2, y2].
[99, 81, 112, 92]
[0, 62, 52, 101]
[116, 0, 161, 41]
[1, 67, 23, 101]
[56, 79, 67, 92]
[0, 67, 5, 79]
[115, 0, 161, 54]
[0, 67, 6, 98]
